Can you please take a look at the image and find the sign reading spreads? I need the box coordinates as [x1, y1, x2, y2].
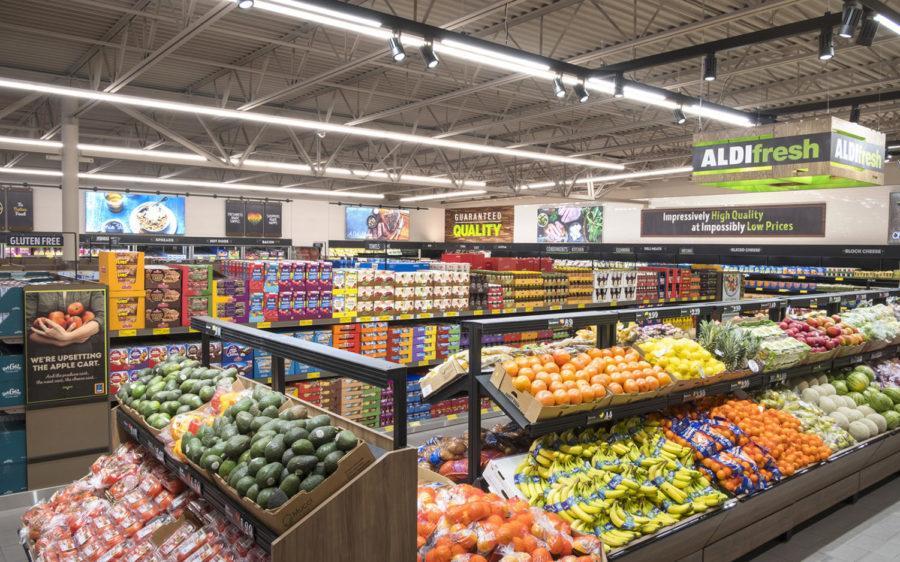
[692, 117, 885, 191]
[641, 204, 826, 237]
[444, 206, 514, 242]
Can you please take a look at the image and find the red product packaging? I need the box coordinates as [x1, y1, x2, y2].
[157, 522, 197, 558]
[133, 514, 173, 542]
[138, 476, 162, 498]
[263, 293, 279, 322]
[278, 291, 294, 321]
[109, 348, 130, 372]
[291, 290, 306, 319]
[121, 540, 156, 562]
[183, 539, 224, 562]
[173, 528, 209, 561]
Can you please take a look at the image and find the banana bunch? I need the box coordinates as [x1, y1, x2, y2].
[513, 417, 729, 551]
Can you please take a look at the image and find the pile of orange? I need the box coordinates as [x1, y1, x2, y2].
[709, 399, 831, 476]
[501, 346, 673, 407]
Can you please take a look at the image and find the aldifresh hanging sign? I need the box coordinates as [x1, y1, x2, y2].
[692, 116, 885, 191]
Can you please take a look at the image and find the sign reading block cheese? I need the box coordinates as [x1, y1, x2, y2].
[692, 117, 885, 191]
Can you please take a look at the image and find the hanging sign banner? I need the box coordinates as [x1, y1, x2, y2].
[692, 117, 885, 191]
[6, 187, 33, 231]
[444, 206, 514, 242]
[264, 201, 282, 238]
[641, 203, 826, 237]
[225, 200, 245, 237]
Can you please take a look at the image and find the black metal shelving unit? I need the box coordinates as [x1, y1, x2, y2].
[190, 315, 410, 448]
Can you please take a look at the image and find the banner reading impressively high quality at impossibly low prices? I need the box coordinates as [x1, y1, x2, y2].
[641, 203, 826, 237]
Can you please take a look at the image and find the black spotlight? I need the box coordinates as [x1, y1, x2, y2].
[388, 35, 406, 62]
[703, 52, 718, 81]
[613, 73, 625, 98]
[856, 9, 879, 46]
[673, 107, 686, 124]
[819, 24, 835, 60]
[552, 76, 566, 98]
[839, 1, 863, 38]
[573, 81, 589, 103]
[420, 43, 439, 69]
[849, 104, 861, 123]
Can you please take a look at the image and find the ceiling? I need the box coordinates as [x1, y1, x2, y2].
[0, 0, 898, 203]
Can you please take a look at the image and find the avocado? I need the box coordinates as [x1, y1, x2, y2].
[255, 487, 276, 508]
[179, 393, 201, 407]
[300, 474, 325, 492]
[237, 449, 252, 464]
[208, 442, 227, 458]
[287, 455, 317, 476]
[309, 426, 339, 448]
[200, 453, 223, 472]
[283, 427, 309, 448]
[279, 474, 301, 498]
[250, 429, 277, 444]
[228, 463, 250, 488]
[256, 462, 284, 488]
[217, 424, 239, 441]
[264, 435, 287, 463]
[235, 475, 256, 497]
[130, 383, 146, 399]
[176, 404, 192, 415]
[197, 425, 217, 447]
[291, 439, 315, 456]
[335, 430, 358, 452]
[245, 484, 259, 503]
[249, 436, 272, 459]
[250, 416, 273, 432]
[224, 435, 251, 459]
[266, 488, 289, 510]
[183, 437, 203, 463]
[313, 462, 326, 476]
[246, 457, 267, 477]
[323, 450, 344, 474]
[258, 393, 284, 411]
[218, 459, 237, 479]
[235, 411, 254, 434]
[279, 405, 308, 421]
[199, 386, 216, 402]
[260, 405, 279, 419]
[307, 414, 331, 430]
[280, 467, 290, 483]
[161, 401, 181, 416]
[179, 380, 195, 394]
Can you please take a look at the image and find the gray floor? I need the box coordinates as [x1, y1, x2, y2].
[0, 474, 896, 561]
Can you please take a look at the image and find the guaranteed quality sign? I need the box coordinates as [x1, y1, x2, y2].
[444, 206, 514, 242]
[641, 204, 826, 237]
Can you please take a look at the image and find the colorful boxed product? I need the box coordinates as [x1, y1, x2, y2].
[146, 345, 169, 366]
[109, 291, 145, 331]
[178, 264, 212, 296]
[0, 354, 24, 408]
[180, 294, 211, 327]
[99, 251, 144, 291]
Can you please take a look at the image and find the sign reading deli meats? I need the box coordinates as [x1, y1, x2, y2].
[692, 116, 885, 191]
[641, 204, 826, 237]
[444, 206, 514, 242]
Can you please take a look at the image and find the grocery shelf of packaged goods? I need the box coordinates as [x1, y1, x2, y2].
[106, 296, 720, 339]
[382, 405, 506, 437]
[116, 409, 280, 553]
[741, 272, 900, 285]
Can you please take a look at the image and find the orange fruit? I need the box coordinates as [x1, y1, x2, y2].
[535, 372, 552, 385]
[562, 380, 576, 390]
[581, 366, 598, 379]
[502, 361, 519, 376]
[613, 355, 625, 363]
[589, 374, 605, 385]
[552, 351, 571, 366]
[515, 356, 529, 366]
[518, 367, 535, 381]
[623, 379, 639, 393]
[574, 371, 590, 383]
[657, 372, 672, 386]
[587, 348, 602, 359]
[538, 354, 554, 365]
[535, 390, 555, 406]
[567, 388, 583, 405]
[549, 381, 565, 392]
[549, 372, 562, 383]
[600, 349, 613, 358]
[605, 364, 618, 374]
[611, 372, 627, 386]
[624, 352, 640, 362]
[543, 362, 560, 374]
[591, 383, 607, 398]
[580, 386, 595, 402]
[635, 377, 647, 391]
[561, 371, 576, 383]
[530, 380, 548, 394]
[553, 389, 570, 405]
[528, 356, 541, 366]
[607, 382, 624, 395]
[611, 346, 626, 356]
[513, 375, 531, 392]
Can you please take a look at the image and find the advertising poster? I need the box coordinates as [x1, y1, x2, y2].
[345, 207, 410, 240]
[225, 200, 245, 237]
[24, 285, 108, 406]
[445, 206, 514, 242]
[6, 187, 33, 231]
[243, 200, 265, 237]
[84, 191, 186, 235]
[264, 201, 282, 238]
[641, 203, 826, 237]
[537, 205, 603, 243]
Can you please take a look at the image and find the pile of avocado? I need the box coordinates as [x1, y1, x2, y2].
[181, 385, 360, 510]
[117, 355, 238, 429]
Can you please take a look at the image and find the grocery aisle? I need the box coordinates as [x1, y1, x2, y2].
[744, 474, 900, 562]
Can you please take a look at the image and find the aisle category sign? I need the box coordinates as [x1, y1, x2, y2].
[444, 206, 514, 242]
[692, 117, 885, 191]
[641, 203, 826, 237]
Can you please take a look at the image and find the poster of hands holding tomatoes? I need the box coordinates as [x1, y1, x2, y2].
[24, 285, 108, 405]
[536, 205, 603, 243]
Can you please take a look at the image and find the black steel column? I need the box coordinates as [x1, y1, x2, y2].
[201, 333, 210, 367]
[393, 372, 408, 449]
[467, 324, 483, 483]
[271, 356, 285, 394]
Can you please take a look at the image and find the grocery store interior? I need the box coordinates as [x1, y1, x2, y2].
[1, 0, 900, 560]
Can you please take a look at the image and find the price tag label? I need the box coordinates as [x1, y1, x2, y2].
[878, 292, 889, 300]
[446, 414, 458, 421]
[829, 296, 842, 304]
[850, 355, 864, 364]
[177, 465, 202, 495]
[445, 311, 459, 317]
[682, 389, 706, 402]
[306, 372, 321, 380]
[586, 409, 613, 425]
[748, 359, 761, 374]
[769, 372, 787, 385]
[123, 418, 138, 441]
[870, 351, 884, 360]
[503, 308, 516, 314]
[474, 310, 484, 316]
[549, 318, 574, 330]
[419, 313, 434, 319]
[149, 441, 165, 462]
[298, 320, 313, 326]
[550, 305, 562, 311]
[730, 379, 750, 392]
[209, 325, 221, 337]
[682, 307, 701, 317]
[222, 504, 255, 539]
[118, 329, 137, 337]
[727, 304, 742, 314]
[640, 310, 659, 322]
[524, 306, 534, 312]
[256, 322, 271, 329]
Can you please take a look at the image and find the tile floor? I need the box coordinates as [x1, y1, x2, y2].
[0, 474, 896, 561]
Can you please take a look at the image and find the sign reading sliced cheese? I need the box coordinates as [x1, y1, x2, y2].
[445, 206, 514, 242]
[692, 117, 885, 191]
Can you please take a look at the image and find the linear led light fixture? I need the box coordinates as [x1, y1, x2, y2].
[683, 104, 755, 127]
[0, 166, 385, 199]
[247, 1, 757, 128]
[399, 189, 487, 202]
[0, 77, 621, 170]
[0, 135, 485, 188]
[519, 166, 693, 190]
[874, 13, 900, 34]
